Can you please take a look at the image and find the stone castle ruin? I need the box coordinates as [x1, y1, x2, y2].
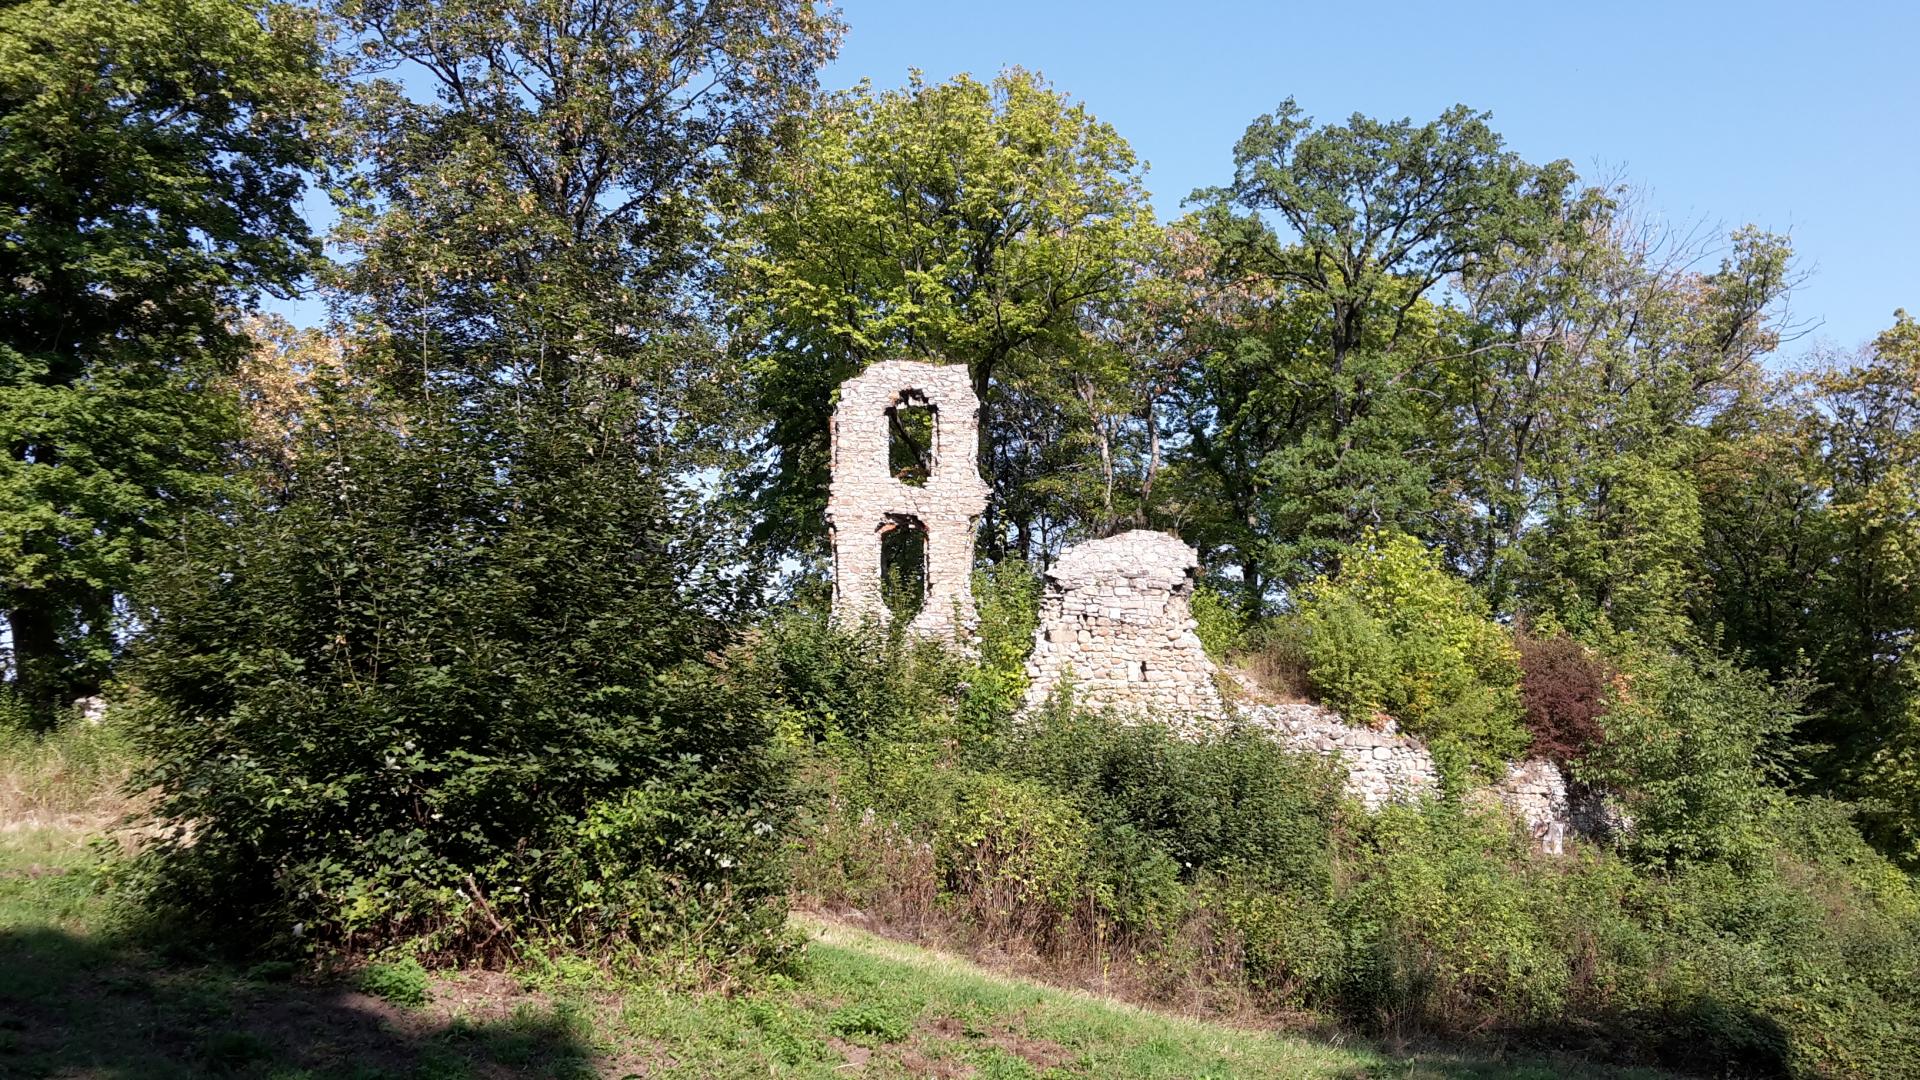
[1021, 530, 1225, 719]
[826, 362, 1590, 852]
[827, 360, 990, 638]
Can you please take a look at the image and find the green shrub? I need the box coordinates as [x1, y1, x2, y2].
[1296, 590, 1395, 721]
[1214, 879, 1345, 1005]
[1579, 645, 1806, 870]
[955, 561, 1041, 738]
[936, 774, 1093, 940]
[1007, 709, 1345, 892]
[749, 565, 1034, 757]
[1085, 822, 1189, 940]
[1637, 800, 1920, 1078]
[359, 956, 429, 1006]
[1297, 530, 1528, 773]
[748, 603, 959, 748]
[1190, 585, 1252, 661]
[1333, 804, 1573, 1034]
[124, 400, 790, 966]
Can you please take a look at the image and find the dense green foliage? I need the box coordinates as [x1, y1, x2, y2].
[0, 0, 328, 724]
[106, 0, 840, 965]
[1297, 531, 1528, 774]
[729, 69, 1152, 558]
[1580, 647, 1808, 871]
[774, 633, 1920, 1076]
[127, 398, 789, 965]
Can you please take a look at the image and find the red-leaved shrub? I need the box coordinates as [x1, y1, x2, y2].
[1515, 631, 1613, 763]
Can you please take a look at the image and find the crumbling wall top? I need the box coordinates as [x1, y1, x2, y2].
[1023, 529, 1224, 718]
[1044, 530, 1200, 593]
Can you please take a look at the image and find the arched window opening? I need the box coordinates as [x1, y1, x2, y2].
[879, 514, 928, 624]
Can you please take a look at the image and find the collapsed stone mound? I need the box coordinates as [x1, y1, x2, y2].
[1021, 530, 1225, 721]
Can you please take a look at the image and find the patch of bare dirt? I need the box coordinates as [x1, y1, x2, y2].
[925, 1014, 1077, 1072]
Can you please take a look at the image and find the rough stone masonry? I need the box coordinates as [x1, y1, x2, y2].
[1021, 530, 1226, 719]
[827, 360, 990, 640]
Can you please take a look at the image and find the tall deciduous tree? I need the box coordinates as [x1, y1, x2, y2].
[728, 69, 1152, 560]
[331, 0, 839, 440]
[124, 0, 843, 957]
[1460, 218, 1794, 638]
[0, 0, 328, 723]
[1182, 102, 1576, 590]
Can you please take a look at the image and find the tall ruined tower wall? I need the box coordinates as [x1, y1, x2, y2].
[826, 360, 990, 640]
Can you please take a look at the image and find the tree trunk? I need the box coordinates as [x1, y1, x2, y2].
[5, 586, 65, 728]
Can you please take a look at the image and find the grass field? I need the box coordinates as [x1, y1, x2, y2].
[0, 821, 1676, 1080]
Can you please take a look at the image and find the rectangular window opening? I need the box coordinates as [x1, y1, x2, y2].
[888, 393, 935, 487]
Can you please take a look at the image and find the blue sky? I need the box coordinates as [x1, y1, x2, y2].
[821, 0, 1919, 354]
[282, 2, 1918, 354]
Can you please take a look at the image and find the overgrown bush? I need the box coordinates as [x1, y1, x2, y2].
[784, 703, 1920, 1075]
[955, 560, 1040, 736]
[1581, 646, 1806, 870]
[1297, 530, 1528, 773]
[1514, 630, 1614, 763]
[125, 400, 790, 968]
[936, 773, 1094, 944]
[747, 603, 958, 748]
[1334, 803, 1578, 1035]
[1006, 706, 1345, 892]
[1190, 584, 1252, 661]
[745, 564, 1036, 755]
[1638, 800, 1920, 1077]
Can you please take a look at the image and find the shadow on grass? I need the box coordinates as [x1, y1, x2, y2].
[0, 925, 600, 1080]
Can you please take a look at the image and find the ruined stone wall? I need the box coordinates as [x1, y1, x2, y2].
[1239, 705, 1584, 851]
[1482, 758, 1573, 854]
[827, 360, 990, 640]
[821, 366, 1590, 852]
[1236, 704, 1440, 810]
[1021, 530, 1225, 718]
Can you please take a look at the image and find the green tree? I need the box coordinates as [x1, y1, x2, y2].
[1693, 371, 1833, 685]
[1812, 313, 1920, 765]
[1517, 449, 1706, 646]
[1692, 311, 1920, 864]
[1182, 102, 1575, 589]
[330, 0, 839, 436]
[728, 69, 1152, 559]
[1456, 218, 1793, 636]
[119, 0, 843, 958]
[0, 0, 328, 723]
[129, 396, 785, 957]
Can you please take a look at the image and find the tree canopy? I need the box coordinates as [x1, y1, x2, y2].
[0, 0, 329, 723]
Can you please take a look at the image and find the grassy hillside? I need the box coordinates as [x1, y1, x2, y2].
[0, 823, 1667, 1080]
